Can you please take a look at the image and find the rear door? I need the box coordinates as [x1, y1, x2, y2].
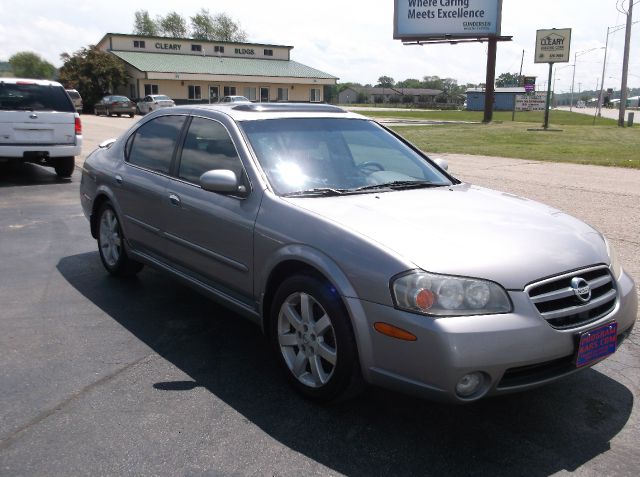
[115, 114, 188, 259]
[0, 82, 76, 146]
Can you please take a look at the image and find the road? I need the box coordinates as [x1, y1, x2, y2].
[0, 114, 638, 476]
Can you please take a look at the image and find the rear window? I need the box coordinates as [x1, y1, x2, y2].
[111, 96, 130, 102]
[66, 90, 81, 100]
[156, 95, 171, 101]
[0, 82, 75, 112]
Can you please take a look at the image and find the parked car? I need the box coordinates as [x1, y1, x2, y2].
[80, 103, 637, 403]
[0, 77, 81, 178]
[94, 95, 136, 117]
[219, 95, 250, 103]
[136, 94, 176, 114]
[65, 89, 83, 114]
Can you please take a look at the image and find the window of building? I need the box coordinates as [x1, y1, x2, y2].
[178, 117, 244, 185]
[188, 85, 202, 100]
[133, 40, 146, 48]
[243, 87, 257, 101]
[310, 88, 321, 103]
[125, 116, 186, 174]
[223, 86, 237, 96]
[264, 49, 273, 56]
[214, 46, 225, 53]
[277, 88, 289, 101]
[191, 44, 202, 52]
[144, 84, 159, 96]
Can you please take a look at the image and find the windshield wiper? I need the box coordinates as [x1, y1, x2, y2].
[282, 187, 348, 198]
[354, 180, 445, 192]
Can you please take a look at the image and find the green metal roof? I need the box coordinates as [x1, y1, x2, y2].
[111, 51, 337, 80]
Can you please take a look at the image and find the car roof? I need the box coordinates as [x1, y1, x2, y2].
[172, 103, 367, 121]
[1, 77, 64, 87]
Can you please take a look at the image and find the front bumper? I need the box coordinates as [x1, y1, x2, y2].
[347, 270, 637, 403]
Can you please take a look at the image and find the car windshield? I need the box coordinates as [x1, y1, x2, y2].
[240, 118, 452, 196]
[0, 83, 74, 112]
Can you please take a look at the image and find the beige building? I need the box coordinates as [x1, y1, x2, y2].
[96, 33, 337, 103]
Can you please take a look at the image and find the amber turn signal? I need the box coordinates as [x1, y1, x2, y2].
[374, 322, 417, 341]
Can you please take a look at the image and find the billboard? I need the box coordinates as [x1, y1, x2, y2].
[394, 0, 503, 40]
[535, 29, 572, 63]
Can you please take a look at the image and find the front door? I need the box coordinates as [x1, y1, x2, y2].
[209, 86, 219, 103]
[260, 87, 269, 103]
[163, 115, 261, 303]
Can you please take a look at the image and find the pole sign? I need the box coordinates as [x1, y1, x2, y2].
[522, 76, 536, 92]
[515, 93, 546, 111]
[394, 0, 503, 40]
[535, 28, 571, 63]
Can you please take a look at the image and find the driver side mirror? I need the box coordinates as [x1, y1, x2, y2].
[200, 169, 247, 196]
[434, 158, 449, 171]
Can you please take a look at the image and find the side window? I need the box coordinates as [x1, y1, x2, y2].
[178, 117, 244, 185]
[126, 115, 186, 174]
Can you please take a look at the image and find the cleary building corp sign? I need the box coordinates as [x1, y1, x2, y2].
[535, 28, 571, 63]
[394, 0, 503, 40]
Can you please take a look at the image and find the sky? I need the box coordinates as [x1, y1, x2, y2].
[0, 0, 638, 94]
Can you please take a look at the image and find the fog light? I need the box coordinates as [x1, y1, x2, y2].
[455, 372, 484, 398]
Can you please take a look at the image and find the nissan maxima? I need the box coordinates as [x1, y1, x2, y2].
[80, 103, 637, 402]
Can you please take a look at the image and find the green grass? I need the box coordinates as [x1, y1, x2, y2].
[363, 109, 620, 127]
[389, 122, 640, 168]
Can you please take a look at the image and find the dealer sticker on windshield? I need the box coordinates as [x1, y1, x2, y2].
[576, 321, 617, 368]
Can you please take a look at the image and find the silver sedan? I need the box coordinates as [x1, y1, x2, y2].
[79, 103, 637, 403]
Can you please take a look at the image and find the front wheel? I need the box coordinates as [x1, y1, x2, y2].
[97, 202, 143, 277]
[270, 274, 362, 402]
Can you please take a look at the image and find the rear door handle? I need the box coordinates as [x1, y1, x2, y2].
[168, 193, 181, 206]
[115, 174, 123, 184]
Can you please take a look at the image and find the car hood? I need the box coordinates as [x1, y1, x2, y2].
[286, 184, 608, 290]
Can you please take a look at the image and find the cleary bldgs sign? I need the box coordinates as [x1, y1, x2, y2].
[535, 28, 572, 63]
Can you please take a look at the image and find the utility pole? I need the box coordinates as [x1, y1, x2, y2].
[618, 0, 634, 127]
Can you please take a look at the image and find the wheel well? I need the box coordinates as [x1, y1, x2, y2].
[90, 194, 110, 239]
[262, 260, 337, 336]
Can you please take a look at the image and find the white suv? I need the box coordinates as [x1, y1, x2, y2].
[0, 78, 82, 178]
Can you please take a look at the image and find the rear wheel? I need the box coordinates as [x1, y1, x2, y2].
[129, 112, 134, 118]
[270, 274, 362, 402]
[97, 202, 143, 277]
[54, 156, 75, 178]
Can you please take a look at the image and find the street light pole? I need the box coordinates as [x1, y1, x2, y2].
[618, 0, 634, 127]
[571, 47, 604, 112]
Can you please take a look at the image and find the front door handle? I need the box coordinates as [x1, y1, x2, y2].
[114, 174, 123, 184]
[168, 193, 181, 206]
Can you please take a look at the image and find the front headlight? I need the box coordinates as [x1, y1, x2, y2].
[604, 236, 623, 280]
[391, 270, 512, 316]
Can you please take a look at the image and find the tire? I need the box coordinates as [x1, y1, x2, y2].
[94, 108, 99, 116]
[129, 113, 134, 118]
[116, 113, 121, 117]
[270, 274, 362, 402]
[97, 202, 143, 277]
[54, 156, 75, 178]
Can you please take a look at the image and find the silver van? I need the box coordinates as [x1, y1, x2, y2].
[65, 89, 83, 114]
[0, 78, 82, 178]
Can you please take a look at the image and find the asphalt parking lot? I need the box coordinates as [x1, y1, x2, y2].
[0, 114, 639, 476]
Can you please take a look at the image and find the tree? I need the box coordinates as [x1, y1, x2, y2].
[8, 52, 56, 79]
[133, 10, 158, 36]
[211, 13, 247, 42]
[158, 11, 188, 38]
[495, 72, 520, 88]
[377, 76, 395, 88]
[191, 8, 216, 40]
[58, 46, 129, 110]
[396, 78, 422, 89]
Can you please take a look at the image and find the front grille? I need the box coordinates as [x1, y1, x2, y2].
[526, 265, 617, 330]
